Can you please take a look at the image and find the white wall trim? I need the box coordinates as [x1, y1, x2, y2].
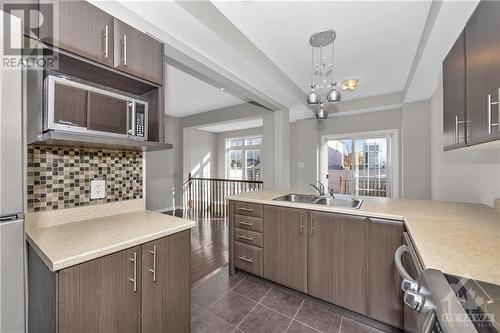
[155, 206, 184, 213]
[319, 129, 399, 199]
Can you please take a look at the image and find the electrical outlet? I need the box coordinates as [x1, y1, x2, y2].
[90, 180, 106, 200]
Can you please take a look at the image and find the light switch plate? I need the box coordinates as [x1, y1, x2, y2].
[90, 180, 106, 200]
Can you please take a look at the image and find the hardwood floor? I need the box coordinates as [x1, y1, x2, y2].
[165, 209, 228, 286]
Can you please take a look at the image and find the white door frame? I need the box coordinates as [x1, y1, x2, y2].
[319, 129, 399, 198]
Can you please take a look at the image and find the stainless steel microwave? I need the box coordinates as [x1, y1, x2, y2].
[44, 75, 148, 140]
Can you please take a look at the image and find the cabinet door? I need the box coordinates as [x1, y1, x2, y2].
[308, 211, 367, 315]
[367, 218, 404, 328]
[307, 211, 337, 304]
[141, 230, 191, 333]
[443, 31, 467, 149]
[87, 91, 128, 134]
[58, 246, 141, 333]
[53, 82, 87, 128]
[335, 213, 368, 315]
[263, 206, 307, 292]
[39, 1, 114, 66]
[466, 1, 500, 144]
[114, 19, 164, 84]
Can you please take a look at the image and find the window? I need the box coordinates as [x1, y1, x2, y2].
[226, 136, 262, 181]
[325, 134, 394, 198]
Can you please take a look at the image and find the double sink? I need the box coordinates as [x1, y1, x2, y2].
[273, 193, 363, 209]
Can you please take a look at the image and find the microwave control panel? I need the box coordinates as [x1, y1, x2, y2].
[135, 102, 146, 137]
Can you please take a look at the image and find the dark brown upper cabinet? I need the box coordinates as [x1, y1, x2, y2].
[113, 19, 164, 85]
[443, 31, 467, 150]
[39, 1, 114, 67]
[443, 1, 500, 150]
[465, 1, 500, 145]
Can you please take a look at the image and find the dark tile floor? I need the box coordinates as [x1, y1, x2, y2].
[191, 266, 386, 333]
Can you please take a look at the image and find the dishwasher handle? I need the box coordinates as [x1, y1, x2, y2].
[395, 244, 415, 282]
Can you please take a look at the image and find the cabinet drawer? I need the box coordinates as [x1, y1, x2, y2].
[234, 201, 263, 218]
[234, 242, 262, 276]
[234, 228, 262, 248]
[234, 215, 263, 233]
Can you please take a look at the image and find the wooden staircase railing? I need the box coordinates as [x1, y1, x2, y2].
[187, 173, 263, 216]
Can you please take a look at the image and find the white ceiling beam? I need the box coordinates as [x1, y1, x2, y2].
[89, 0, 283, 111]
[176, 0, 307, 108]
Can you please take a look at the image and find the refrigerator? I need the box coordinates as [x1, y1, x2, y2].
[0, 11, 26, 333]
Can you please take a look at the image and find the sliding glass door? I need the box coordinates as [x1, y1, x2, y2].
[327, 136, 391, 198]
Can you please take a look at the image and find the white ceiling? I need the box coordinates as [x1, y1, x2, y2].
[197, 118, 263, 133]
[165, 65, 245, 117]
[101, 0, 474, 121]
[212, 1, 431, 101]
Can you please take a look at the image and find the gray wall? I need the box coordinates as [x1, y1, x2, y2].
[430, 83, 500, 207]
[291, 109, 403, 196]
[401, 101, 431, 199]
[145, 115, 182, 211]
[216, 127, 263, 178]
[182, 128, 217, 180]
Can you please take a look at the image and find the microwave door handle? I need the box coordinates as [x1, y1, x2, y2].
[127, 102, 133, 135]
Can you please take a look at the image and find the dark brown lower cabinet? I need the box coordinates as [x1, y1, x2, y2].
[142, 230, 190, 333]
[263, 206, 307, 292]
[28, 230, 191, 333]
[230, 200, 405, 329]
[59, 246, 142, 333]
[367, 218, 404, 328]
[308, 211, 368, 315]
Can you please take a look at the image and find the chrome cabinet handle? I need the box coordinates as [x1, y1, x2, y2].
[103, 25, 109, 58]
[122, 34, 127, 66]
[309, 213, 314, 236]
[237, 256, 254, 263]
[238, 207, 253, 212]
[148, 245, 157, 282]
[237, 235, 253, 241]
[488, 93, 500, 134]
[299, 212, 304, 233]
[454, 115, 469, 144]
[129, 252, 137, 292]
[238, 221, 253, 227]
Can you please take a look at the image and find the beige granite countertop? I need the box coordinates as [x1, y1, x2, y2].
[228, 190, 500, 286]
[26, 209, 196, 271]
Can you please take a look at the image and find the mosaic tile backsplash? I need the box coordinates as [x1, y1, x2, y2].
[27, 146, 143, 212]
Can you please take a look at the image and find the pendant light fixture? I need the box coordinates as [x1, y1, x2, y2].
[306, 29, 341, 119]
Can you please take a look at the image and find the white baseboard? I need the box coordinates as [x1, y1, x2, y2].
[155, 206, 183, 213]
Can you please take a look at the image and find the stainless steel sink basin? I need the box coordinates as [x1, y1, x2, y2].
[313, 197, 364, 209]
[272, 193, 363, 209]
[272, 193, 318, 203]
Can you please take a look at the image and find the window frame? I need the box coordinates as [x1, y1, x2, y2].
[320, 129, 399, 198]
[225, 135, 263, 181]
